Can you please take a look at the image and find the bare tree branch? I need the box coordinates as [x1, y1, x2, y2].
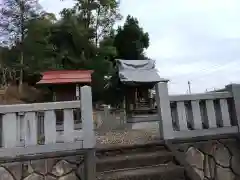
[0, 0, 43, 84]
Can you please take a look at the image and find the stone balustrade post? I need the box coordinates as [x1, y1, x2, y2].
[80, 86, 96, 180]
[155, 81, 174, 139]
[226, 84, 240, 131]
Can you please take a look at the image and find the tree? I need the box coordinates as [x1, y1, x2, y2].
[88, 32, 117, 102]
[92, 0, 122, 45]
[49, 1, 120, 102]
[54, 0, 121, 69]
[0, 46, 18, 86]
[0, 0, 43, 84]
[49, 10, 97, 69]
[63, 0, 121, 45]
[22, 13, 58, 72]
[103, 16, 151, 105]
[114, 15, 149, 60]
[0, 1, 152, 105]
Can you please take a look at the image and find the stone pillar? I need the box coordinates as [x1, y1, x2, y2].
[226, 84, 240, 129]
[80, 86, 95, 149]
[155, 81, 174, 140]
[81, 86, 96, 180]
[84, 149, 96, 180]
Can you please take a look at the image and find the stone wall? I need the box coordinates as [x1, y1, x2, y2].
[174, 138, 240, 180]
[0, 155, 84, 180]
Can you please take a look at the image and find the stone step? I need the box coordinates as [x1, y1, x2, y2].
[97, 164, 185, 180]
[97, 150, 173, 172]
[96, 143, 167, 158]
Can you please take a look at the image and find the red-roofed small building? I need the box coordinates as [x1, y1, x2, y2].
[37, 70, 93, 102]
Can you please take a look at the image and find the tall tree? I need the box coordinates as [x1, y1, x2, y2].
[0, 0, 43, 84]
[93, 0, 122, 45]
[22, 13, 57, 73]
[89, 32, 117, 102]
[0, 13, 55, 86]
[104, 16, 151, 105]
[49, 10, 97, 69]
[64, 0, 121, 45]
[114, 15, 149, 60]
[40, 3, 118, 102]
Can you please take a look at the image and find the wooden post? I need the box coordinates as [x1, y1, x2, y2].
[155, 81, 174, 139]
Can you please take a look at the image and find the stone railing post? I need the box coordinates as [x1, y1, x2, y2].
[81, 86, 96, 148]
[80, 86, 96, 180]
[155, 81, 174, 139]
[226, 84, 240, 130]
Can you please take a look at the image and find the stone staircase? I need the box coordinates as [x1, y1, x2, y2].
[96, 143, 187, 180]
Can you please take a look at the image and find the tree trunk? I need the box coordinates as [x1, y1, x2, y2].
[19, 0, 24, 93]
[95, 7, 101, 46]
[19, 50, 24, 86]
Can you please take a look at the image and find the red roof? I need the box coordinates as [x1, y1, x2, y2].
[37, 70, 93, 85]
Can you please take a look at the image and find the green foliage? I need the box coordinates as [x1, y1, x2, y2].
[23, 14, 56, 72]
[114, 15, 149, 60]
[0, 0, 150, 104]
[104, 15, 150, 105]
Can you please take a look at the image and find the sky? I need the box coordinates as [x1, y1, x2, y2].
[39, 0, 240, 94]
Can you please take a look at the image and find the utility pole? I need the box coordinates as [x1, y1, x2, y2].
[188, 81, 191, 94]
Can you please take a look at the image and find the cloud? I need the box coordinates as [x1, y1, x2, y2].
[40, 0, 240, 94]
[118, 0, 240, 94]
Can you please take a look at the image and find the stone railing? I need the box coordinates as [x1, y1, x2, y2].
[155, 82, 240, 140]
[0, 86, 95, 156]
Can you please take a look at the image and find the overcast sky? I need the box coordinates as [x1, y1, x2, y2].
[40, 0, 240, 94]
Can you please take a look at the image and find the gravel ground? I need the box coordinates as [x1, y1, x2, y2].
[95, 128, 160, 147]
